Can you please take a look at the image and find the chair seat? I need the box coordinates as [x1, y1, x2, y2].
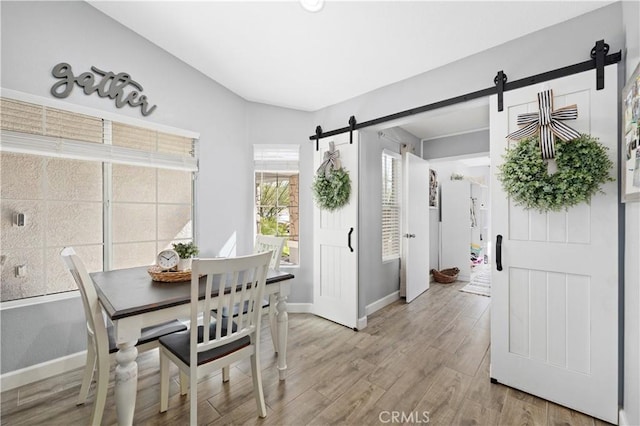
[159, 320, 250, 367]
[107, 320, 187, 354]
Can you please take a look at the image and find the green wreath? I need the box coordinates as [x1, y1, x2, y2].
[312, 168, 351, 211]
[498, 134, 613, 211]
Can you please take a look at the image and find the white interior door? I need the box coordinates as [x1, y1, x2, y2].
[402, 152, 430, 302]
[313, 132, 358, 329]
[490, 69, 618, 423]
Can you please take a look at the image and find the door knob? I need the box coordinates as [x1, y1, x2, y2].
[404, 233, 416, 238]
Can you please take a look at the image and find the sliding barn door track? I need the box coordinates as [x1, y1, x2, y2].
[310, 40, 620, 150]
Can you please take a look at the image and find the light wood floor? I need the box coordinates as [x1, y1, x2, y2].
[1, 280, 612, 425]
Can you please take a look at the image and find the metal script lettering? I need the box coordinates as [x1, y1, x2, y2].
[50, 62, 157, 116]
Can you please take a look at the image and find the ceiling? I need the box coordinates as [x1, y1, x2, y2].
[400, 99, 490, 140]
[89, 1, 611, 114]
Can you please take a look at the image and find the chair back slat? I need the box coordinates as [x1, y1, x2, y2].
[189, 251, 272, 361]
[203, 273, 215, 343]
[236, 269, 249, 330]
[225, 270, 241, 338]
[60, 247, 109, 355]
[254, 235, 286, 271]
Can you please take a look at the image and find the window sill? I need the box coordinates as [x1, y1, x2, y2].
[0, 290, 80, 311]
[280, 264, 300, 270]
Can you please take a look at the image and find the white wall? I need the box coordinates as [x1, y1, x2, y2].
[622, 1, 640, 424]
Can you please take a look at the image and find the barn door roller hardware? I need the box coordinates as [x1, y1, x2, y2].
[309, 40, 620, 141]
[494, 70, 507, 112]
[314, 125, 322, 151]
[348, 116, 357, 144]
[591, 40, 609, 90]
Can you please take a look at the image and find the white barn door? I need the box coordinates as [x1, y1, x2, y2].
[313, 132, 358, 329]
[490, 69, 618, 423]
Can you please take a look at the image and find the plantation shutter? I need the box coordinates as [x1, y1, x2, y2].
[382, 150, 401, 260]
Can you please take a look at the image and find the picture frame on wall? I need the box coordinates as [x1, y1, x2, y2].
[622, 61, 640, 202]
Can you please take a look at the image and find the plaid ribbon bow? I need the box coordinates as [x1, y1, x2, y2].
[506, 89, 580, 159]
[316, 141, 342, 177]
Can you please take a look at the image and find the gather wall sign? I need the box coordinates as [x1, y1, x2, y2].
[50, 62, 157, 116]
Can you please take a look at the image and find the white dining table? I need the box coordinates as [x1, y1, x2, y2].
[90, 266, 294, 426]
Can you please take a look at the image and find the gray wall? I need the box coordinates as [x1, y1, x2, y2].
[422, 129, 490, 159]
[245, 102, 315, 303]
[623, 1, 640, 425]
[0, 1, 313, 373]
[357, 127, 420, 317]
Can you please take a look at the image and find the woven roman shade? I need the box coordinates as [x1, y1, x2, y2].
[0, 97, 197, 171]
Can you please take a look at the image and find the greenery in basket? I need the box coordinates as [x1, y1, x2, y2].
[312, 168, 351, 211]
[172, 242, 199, 259]
[498, 134, 613, 212]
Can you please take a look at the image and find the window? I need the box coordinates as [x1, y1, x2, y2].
[382, 150, 401, 260]
[254, 145, 299, 266]
[0, 98, 197, 302]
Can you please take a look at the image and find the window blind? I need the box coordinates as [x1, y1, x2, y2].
[382, 151, 401, 260]
[0, 97, 197, 171]
[254, 144, 299, 171]
[1, 98, 103, 143]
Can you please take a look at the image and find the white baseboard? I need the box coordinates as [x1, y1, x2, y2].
[357, 316, 367, 330]
[365, 291, 400, 316]
[1, 351, 87, 392]
[619, 408, 629, 426]
[286, 303, 313, 313]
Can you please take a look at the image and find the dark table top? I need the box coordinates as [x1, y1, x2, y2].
[91, 266, 294, 320]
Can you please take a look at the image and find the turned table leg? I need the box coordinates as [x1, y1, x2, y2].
[276, 294, 288, 380]
[114, 341, 138, 426]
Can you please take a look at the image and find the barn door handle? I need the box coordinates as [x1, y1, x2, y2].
[347, 227, 354, 252]
[496, 234, 503, 271]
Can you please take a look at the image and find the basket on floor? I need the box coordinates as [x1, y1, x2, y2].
[431, 267, 460, 284]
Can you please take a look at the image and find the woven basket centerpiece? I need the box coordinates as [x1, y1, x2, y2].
[431, 267, 460, 284]
[147, 266, 194, 283]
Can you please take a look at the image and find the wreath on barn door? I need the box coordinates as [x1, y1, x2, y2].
[499, 134, 613, 211]
[498, 89, 613, 212]
[312, 142, 352, 211]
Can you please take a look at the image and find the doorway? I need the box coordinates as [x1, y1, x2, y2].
[429, 154, 491, 283]
[396, 98, 491, 282]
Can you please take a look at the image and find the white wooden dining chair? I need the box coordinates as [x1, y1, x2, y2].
[218, 235, 285, 354]
[60, 247, 186, 426]
[254, 234, 286, 351]
[159, 251, 272, 424]
[254, 234, 286, 271]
